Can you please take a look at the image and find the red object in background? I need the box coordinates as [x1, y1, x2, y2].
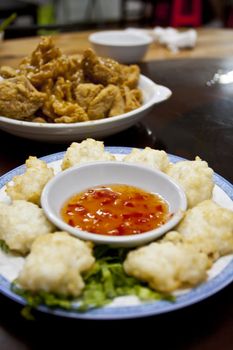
[153, 1, 171, 26]
[171, 0, 202, 27]
[226, 7, 233, 27]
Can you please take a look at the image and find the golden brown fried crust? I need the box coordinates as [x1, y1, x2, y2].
[21, 55, 81, 88]
[31, 116, 47, 123]
[20, 36, 61, 70]
[0, 66, 18, 79]
[53, 77, 74, 102]
[122, 65, 140, 89]
[0, 76, 45, 119]
[81, 49, 140, 87]
[42, 93, 88, 123]
[53, 99, 88, 123]
[121, 86, 142, 112]
[19, 37, 81, 88]
[81, 48, 123, 86]
[0, 37, 142, 123]
[87, 85, 119, 120]
[74, 83, 103, 111]
[109, 86, 125, 117]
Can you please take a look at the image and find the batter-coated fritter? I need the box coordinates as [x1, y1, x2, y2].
[0, 66, 18, 79]
[74, 83, 103, 111]
[0, 200, 55, 255]
[87, 85, 119, 120]
[123, 239, 209, 292]
[81, 48, 123, 86]
[123, 147, 170, 172]
[166, 156, 214, 208]
[161, 231, 216, 265]
[0, 76, 45, 119]
[6, 156, 54, 205]
[0, 38, 143, 123]
[61, 138, 116, 170]
[81, 48, 140, 89]
[176, 200, 233, 258]
[17, 232, 95, 297]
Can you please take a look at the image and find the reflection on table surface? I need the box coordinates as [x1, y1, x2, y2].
[0, 28, 233, 67]
[0, 29, 233, 350]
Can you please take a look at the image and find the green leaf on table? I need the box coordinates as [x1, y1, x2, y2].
[0, 13, 17, 33]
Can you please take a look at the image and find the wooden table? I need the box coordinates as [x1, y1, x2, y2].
[0, 28, 233, 66]
[0, 29, 233, 350]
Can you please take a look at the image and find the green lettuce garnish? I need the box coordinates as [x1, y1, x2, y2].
[0, 239, 10, 253]
[11, 246, 174, 315]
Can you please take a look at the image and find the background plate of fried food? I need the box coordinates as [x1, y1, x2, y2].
[0, 37, 171, 142]
[0, 140, 232, 320]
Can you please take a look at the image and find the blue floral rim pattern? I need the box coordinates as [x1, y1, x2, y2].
[0, 147, 232, 320]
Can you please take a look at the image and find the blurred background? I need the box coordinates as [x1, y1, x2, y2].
[1, 0, 233, 39]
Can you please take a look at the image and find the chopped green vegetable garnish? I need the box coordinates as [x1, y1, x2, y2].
[0, 239, 10, 253]
[11, 246, 175, 314]
[11, 282, 74, 310]
[21, 306, 35, 321]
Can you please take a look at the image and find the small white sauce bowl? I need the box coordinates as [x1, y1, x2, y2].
[89, 30, 153, 63]
[41, 161, 187, 247]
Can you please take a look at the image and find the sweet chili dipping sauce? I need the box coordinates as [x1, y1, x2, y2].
[61, 184, 170, 236]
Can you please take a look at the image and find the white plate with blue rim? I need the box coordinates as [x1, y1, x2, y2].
[0, 146, 232, 320]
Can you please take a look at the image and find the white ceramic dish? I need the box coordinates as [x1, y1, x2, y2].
[0, 147, 233, 320]
[0, 75, 171, 142]
[89, 30, 153, 63]
[41, 161, 187, 247]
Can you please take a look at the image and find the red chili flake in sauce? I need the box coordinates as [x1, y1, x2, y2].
[61, 184, 170, 236]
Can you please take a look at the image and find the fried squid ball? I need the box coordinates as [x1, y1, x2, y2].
[17, 232, 95, 297]
[166, 156, 214, 208]
[161, 231, 216, 265]
[123, 147, 170, 172]
[0, 200, 55, 254]
[6, 156, 54, 206]
[61, 138, 115, 170]
[176, 200, 233, 258]
[123, 240, 209, 292]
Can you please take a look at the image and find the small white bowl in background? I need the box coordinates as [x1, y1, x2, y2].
[41, 161, 187, 247]
[89, 30, 153, 63]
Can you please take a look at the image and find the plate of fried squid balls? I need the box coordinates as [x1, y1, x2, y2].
[0, 139, 232, 319]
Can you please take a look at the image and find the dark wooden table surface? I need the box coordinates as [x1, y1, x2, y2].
[0, 57, 233, 349]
